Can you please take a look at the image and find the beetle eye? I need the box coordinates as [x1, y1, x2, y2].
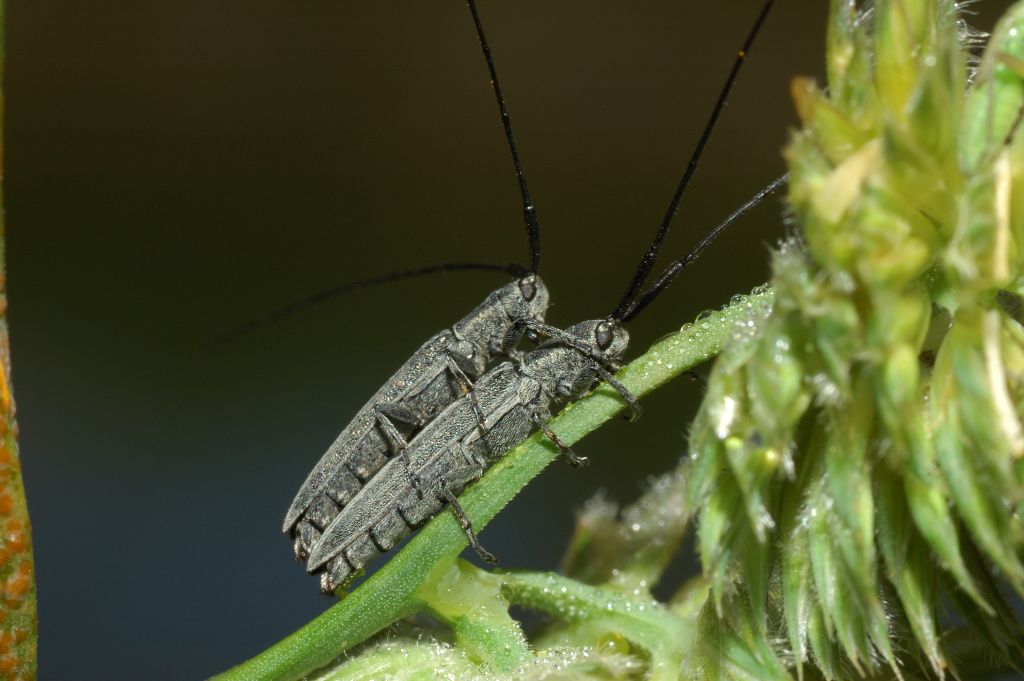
[595, 322, 614, 350]
[518, 276, 537, 302]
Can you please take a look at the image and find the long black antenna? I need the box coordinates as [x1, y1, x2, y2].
[210, 261, 527, 345]
[622, 174, 788, 322]
[610, 0, 777, 320]
[467, 0, 542, 273]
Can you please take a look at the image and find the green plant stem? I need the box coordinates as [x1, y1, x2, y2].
[416, 559, 530, 671]
[503, 571, 687, 681]
[212, 287, 775, 681]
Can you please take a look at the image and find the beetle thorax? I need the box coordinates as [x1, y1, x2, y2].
[522, 319, 629, 401]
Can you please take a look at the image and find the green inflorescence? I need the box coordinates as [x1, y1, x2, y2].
[688, 0, 1024, 678]
[217, 2, 1024, 679]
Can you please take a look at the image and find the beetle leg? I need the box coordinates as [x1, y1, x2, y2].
[444, 355, 492, 454]
[530, 412, 588, 467]
[374, 404, 424, 496]
[594, 366, 642, 421]
[439, 479, 497, 564]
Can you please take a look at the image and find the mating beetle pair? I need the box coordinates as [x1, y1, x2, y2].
[277, 0, 783, 594]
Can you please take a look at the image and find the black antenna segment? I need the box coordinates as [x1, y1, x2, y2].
[467, 0, 542, 273]
[622, 174, 788, 322]
[610, 0, 777, 321]
[211, 261, 528, 345]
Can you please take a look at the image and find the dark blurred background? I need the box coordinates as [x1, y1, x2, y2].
[4, 1, 1010, 679]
